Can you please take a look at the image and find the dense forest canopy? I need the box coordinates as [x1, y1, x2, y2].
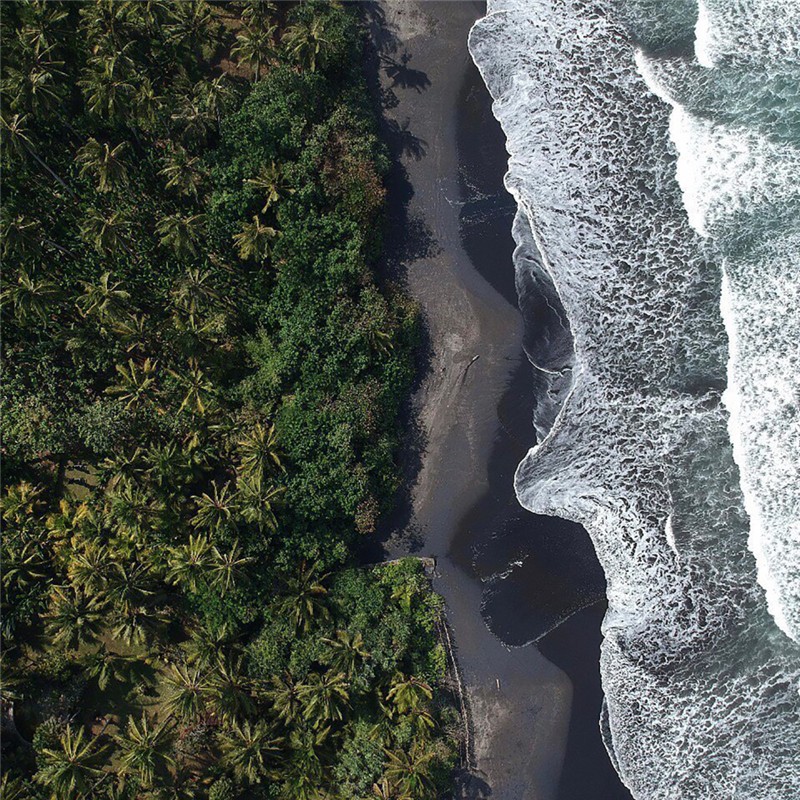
[0, 2, 458, 798]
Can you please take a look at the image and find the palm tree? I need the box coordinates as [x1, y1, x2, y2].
[133, 76, 163, 131]
[99, 448, 144, 492]
[232, 215, 278, 262]
[236, 474, 282, 532]
[245, 162, 294, 213]
[171, 268, 217, 316]
[322, 630, 369, 678]
[386, 674, 433, 715]
[67, 541, 110, 594]
[115, 713, 175, 789]
[171, 98, 215, 147]
[211, 540, 253, 592]
[184, 622, 233, 670]
[0, 774, 32, 800]
[282, 17, 330, 73]
[383, 744, 436, 800]
[0, 112, 71, 191]
[3, 539, 49, 592]
[164, 0, 216, 54]
[77, 272, 130, 320]
[166, 534, 213, 593]
[78, 53, 135, 120]
[83, 646, 135, 692]
[80, 210, 131, 255]
[219, 720, 282, 784]
[105, 482, 160, 543]
[1, 481, 45, 523]
[190, 482, 235, 535]
[237, 422, 282, 483]
[267, 672, 302, 726]
[45, 586, 106, 650]
[239, 1, 278, 28]
[145, 441, 191, 490]
[111, 605, 164, 648]
[208, 654, 254, 723]
[3, 40, 67, 116]
[163, 663, 210, 722]
[282, 726, 329, 800]
[156, 213, 205, 259]
[279, 562, 330, 633]
[1, 214, 41, 259]
[299, 671, 349, 729]
[104, 562, 156, 616]
[231, 23, 276, 82]
[106, 358, 158, 410]
[34, 724, 105, 800]
[169, 357, 215, 415]
[194, 75, 232, 126]
[1, 268, 60, 323]
[111, 312, 149, 354]
[75, 138, 129, 193]
[159, 145, 204, 198]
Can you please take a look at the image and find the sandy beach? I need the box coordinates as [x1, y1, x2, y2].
[364, 3, 572, 797]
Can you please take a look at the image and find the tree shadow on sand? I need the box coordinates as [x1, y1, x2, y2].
[357, 2, 438, 561]
[381, 52, 432, 93]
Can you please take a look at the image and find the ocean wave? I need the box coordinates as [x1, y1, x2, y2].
[469, 0, 800, 796]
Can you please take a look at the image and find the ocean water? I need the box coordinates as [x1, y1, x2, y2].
[469, 1, 800, 797]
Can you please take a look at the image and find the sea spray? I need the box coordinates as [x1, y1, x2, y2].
[469, 0, 800, 797]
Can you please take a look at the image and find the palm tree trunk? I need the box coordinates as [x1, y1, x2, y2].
[26, 145, 78, 200]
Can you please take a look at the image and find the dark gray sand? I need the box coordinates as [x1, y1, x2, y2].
[364, 3, 634, 799]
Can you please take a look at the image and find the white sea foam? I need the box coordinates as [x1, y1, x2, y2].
[469, 0, 800, 796]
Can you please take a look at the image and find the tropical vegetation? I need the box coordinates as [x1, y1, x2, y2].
[0, 2, 458, 798]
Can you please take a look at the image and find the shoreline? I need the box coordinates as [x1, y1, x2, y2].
[364, 3, 571, 797]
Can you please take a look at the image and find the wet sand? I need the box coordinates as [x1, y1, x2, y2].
[364, 3, 631, 799]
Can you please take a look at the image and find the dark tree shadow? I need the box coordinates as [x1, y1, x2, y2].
[381, 52, 432, 93]
[383, 117, 428, 161]
[355, 2, 438, 564]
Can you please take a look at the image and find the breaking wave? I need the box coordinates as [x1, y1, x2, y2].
[469, 0, 800, 797]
